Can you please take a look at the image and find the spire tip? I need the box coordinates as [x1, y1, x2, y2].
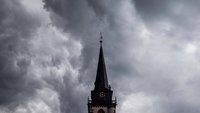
[100, 32, 103, 46]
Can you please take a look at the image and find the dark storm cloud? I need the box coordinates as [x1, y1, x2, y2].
[0, 0, 197, 113]
[133, 0, 173, 20]
[42, 0, 128, 113]
[42, 0, 200, 113]
[87, 0, 110, 17]
[0, 0, 41, 108]
[134, 0, 200, 18]
[42, 0, 136, 78]
[133, 0, 200, 31]
[43, 0, 95, 36]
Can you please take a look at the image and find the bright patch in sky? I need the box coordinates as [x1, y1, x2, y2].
[120, 93, 155, 113]
[185, 43, 197, 54]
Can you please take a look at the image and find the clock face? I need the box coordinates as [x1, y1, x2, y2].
[99, 92, 105, 97]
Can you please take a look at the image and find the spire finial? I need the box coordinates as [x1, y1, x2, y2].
[100, 32, 103, 46]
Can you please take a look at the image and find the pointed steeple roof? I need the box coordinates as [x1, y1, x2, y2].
[94, 35, 109, 90]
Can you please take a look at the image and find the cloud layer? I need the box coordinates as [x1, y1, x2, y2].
[1, 0, 200, 113]
[0, 0, 41, 107]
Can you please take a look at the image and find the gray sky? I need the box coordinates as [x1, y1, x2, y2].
[1, 0, 200, 113]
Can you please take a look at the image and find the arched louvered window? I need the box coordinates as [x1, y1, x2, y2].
[97, 109, 105, 113]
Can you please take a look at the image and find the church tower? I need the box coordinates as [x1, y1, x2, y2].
[88, 36, 117, 113]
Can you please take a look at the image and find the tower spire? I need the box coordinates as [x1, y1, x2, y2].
[94, 33, 109, 90]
